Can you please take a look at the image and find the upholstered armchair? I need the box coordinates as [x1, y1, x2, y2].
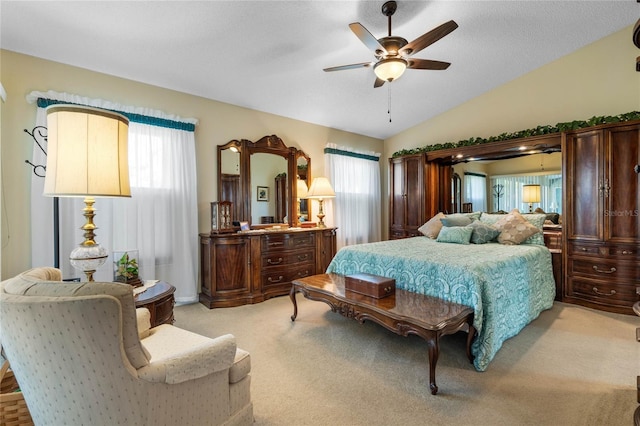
[0, 268, 253, 426]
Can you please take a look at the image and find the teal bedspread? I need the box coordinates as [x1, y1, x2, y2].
[325, 237, 556, 371]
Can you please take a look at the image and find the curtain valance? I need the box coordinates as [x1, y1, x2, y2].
[26, 90, 198, 131]
[324, 144, 380, 162]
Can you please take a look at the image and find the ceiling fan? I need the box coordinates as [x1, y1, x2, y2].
[324, 1, 458, 88]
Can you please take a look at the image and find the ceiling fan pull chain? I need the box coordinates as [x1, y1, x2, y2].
[388, 86, 392, 123]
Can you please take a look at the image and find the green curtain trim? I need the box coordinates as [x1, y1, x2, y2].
[392, 110, 640, 158]
[37, 98, 196, 132]
[324, 147, 380, 162]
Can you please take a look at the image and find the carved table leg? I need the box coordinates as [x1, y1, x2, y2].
[466, 323, 476, 364]
[426, 336, 440, 395]
[290, 285, 298, 321]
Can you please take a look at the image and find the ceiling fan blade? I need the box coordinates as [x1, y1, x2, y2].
[399, 20, 458, 57]
[323, 62, 372, 72]
[374, 78, 386, 88]
[349, 22, 387, 55]
[407, 59, 451, 70]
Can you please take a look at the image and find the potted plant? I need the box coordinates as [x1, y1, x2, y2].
[114, 251, 142, 288]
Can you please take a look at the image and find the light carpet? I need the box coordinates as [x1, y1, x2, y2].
[174, 296, 640, 426]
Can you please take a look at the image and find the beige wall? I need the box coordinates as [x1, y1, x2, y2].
[0, 50, 383, 279]
[382, 25, 640, 234]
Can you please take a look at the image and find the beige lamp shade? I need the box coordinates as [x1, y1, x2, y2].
[44, 105, 131, 198]
[522, 185, 541, 203]
[306, 177, 335, 200]
[297, 179, 309, 199]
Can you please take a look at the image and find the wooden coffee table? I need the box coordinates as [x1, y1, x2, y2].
[290, 273, 475, 395]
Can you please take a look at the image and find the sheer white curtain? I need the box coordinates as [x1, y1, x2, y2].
[464, 172, 487, 212]
[28, 91, 199, 303]
[324, 144, 381, 249]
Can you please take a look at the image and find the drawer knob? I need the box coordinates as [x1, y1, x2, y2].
[297, 271, 310, 277]
[592, 265, 616, 274]
[581, 247, 588, 251]
[267, 257, 283, 265]
[297, 254, 309, 261]
[592, 287, 616, 296]
[268, 276, 284, 283]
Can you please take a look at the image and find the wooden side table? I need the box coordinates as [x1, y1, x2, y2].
[135, 281, 176, 327]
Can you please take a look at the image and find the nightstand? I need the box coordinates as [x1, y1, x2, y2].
[135, 281, 176, 327]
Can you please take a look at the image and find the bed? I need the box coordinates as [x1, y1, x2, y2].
[325, 236, 556, 371]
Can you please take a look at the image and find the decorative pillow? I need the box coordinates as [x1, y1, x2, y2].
[440, 215, 472, 227]
[418, 212, 445, 238]
[479, 212, 504, 226]
[446, 212, 482, 221]
[482, 210, 545, 245]
[520, 212, 546, 245]
[436, 226, 473, 245]
[468, 220, 500, 244]
[494, 210, 541, 245]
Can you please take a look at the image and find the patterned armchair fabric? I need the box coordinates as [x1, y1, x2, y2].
[0, 268, 253, 426]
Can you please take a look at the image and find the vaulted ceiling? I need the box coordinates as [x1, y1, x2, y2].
[1, 1, 636, 140]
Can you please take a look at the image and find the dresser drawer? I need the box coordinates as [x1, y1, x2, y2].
[261, 249, 315, 268]
[607, 245, 640, 260]
[261, 232, 316, 251]
[567, 242, 602, 257]
[568, 258, 640, 281]
[262, 265, 314, 288]
[566, 276, 637, 307]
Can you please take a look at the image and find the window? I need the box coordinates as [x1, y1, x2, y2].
[325, 145, 381, 249]
[464, 172, 487, 212]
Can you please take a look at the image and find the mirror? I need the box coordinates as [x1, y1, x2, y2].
[217, 135, 309, 229]
[451, 152, 562, 215]
[217, 140, 243, 223]
[250, 152, 288, 225]
[296, 151, 310, 224]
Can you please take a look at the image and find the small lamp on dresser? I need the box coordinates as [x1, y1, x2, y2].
[522, 184, 541, 213]
[306, 177, 335, 228]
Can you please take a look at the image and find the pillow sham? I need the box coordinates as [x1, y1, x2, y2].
[440, 215, 472, 227]
[418, 212, 445, 238]
[520, 212, 546, 245]
[446, 212, 482, 221]
[481, 210, 545, 245]
[436, 225, 473, 245]
[468, 220, 500, 244]
[494, 210, 540, 245]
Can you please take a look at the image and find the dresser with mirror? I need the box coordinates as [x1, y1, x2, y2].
[200, 135, 337, 308]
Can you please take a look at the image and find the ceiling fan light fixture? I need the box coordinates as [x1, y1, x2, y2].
[374, 58, 407, 82]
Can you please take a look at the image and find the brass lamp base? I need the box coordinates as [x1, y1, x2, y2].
[70, 196, 108, 281]
[316, 199, 327, 228]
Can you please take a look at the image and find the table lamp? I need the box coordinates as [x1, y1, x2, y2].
[522, 184, 541, 213]
[44, 105, 131, 281]
[306, 177, 335, 228]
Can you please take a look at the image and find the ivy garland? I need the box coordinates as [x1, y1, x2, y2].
[391, 111, 640, 158]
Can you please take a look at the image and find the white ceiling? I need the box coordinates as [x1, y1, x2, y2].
[1, 1, 637, 140]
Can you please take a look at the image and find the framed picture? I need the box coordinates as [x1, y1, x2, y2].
[239, 221, 250, 231]
[257, 186, 269, 202]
